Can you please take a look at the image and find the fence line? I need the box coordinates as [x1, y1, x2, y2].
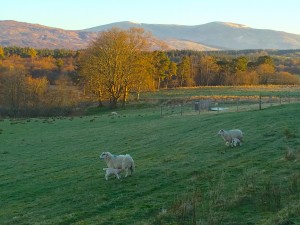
[160, 95, 300, 118]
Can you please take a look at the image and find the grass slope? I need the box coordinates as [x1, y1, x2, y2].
[1, 103, 300, 225]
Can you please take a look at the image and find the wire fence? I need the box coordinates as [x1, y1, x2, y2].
[159, 95, 300, 117]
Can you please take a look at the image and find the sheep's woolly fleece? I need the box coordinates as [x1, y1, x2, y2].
[99, 152, 135, 177]
[218, 129, 243, 146]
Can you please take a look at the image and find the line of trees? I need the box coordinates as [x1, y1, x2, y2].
[0, 68, 79, 117]
[175, 54, 299, 86]
[0, 28, 300, 114]
[78, 28, 300, 108]
[2, 46, 78, 59]
[0, 46, 79, 117]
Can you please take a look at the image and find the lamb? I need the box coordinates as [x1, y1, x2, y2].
[103, 168, 122, 180]
[230, 137, 242, 147]
[99, 152, 135, 177]
[218, 129, 243, 146]
[225, 137, 242, 147]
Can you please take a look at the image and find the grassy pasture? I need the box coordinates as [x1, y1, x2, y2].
[139, 85, 300, 100]
[1, 88, 300, 224]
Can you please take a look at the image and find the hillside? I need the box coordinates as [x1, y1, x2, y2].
[1, 20, 300, 50]
[86, 21, 300, 50]
[1, 100, 300, 224]
[0, 20, 98, 49]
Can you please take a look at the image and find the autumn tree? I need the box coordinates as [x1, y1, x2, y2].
[197, 56, 219, 86]
[129, 51, 155, 101]
[79, 28, 155, 108]
[229, 57, 249, 85]
[152, 51, 171, 89]
[257, 56, 274, 67]
[232, 56, 248, 73]
[55, 59, 64, 71]
[217, 60, 231, 85]
[27, 47, 37, 59]
[0, 68, 27, 116]
[46, 75, 79, 112]
[177, 56, 192, 87]
[256, 64, 275, 84]
[274, 72, 299, 85]
[79, 52, 106, 106]
[0, 46, 4, 60]
[25, 76, 49, 112]
[164, 61, 177, 88]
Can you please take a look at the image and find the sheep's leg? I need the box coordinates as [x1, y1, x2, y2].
[105, 174, 108, 180]
[116, 173, 120, 179]
[125, 168, 129, 177]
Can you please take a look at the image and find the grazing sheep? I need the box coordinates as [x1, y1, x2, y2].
[110, 112, 118, 116]
[230, 137, 242, 147]
[218, 129, 243, 146]
[99, 152, 135, 177]
[103, 168, 122, 180]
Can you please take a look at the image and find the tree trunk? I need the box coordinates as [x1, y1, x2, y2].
[122, 86, 128, 107]
[157, 77, 161, 90]
[97, 89, 103, 107]
[136, 85, 141, 101]
[110, 96, 118, 108]
[97, 98, 103, 107]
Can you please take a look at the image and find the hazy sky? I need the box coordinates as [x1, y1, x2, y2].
[1, 0, 300, 34]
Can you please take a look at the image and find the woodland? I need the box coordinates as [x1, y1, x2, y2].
[0, 28, 300, 117]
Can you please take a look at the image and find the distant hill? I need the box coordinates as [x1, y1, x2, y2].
[86, 21, 300, 50]
[1, 20, 300, 50]
[0, 20, 97, 50]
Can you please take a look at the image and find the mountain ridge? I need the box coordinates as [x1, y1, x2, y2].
[1, 20, 300, 50]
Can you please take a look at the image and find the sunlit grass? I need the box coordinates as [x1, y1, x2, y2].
[140, 85, 300, 100]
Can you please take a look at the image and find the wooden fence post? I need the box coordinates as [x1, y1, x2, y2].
[180, 104, 183, 116]
[280, 96, 282, 105]
[259, 95, 262, 110]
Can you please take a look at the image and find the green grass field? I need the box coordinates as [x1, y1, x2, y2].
[139, 85, 300, 100]
[1, 96, 300, 224]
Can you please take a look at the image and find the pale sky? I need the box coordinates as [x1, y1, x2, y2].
[1, 0, 300, 34]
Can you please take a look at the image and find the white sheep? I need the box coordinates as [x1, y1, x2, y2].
[230, 137, 242, 147]
[218, 129, 243, 146]
[103, 168, 122, 180]
[99, 152, 135, 177]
